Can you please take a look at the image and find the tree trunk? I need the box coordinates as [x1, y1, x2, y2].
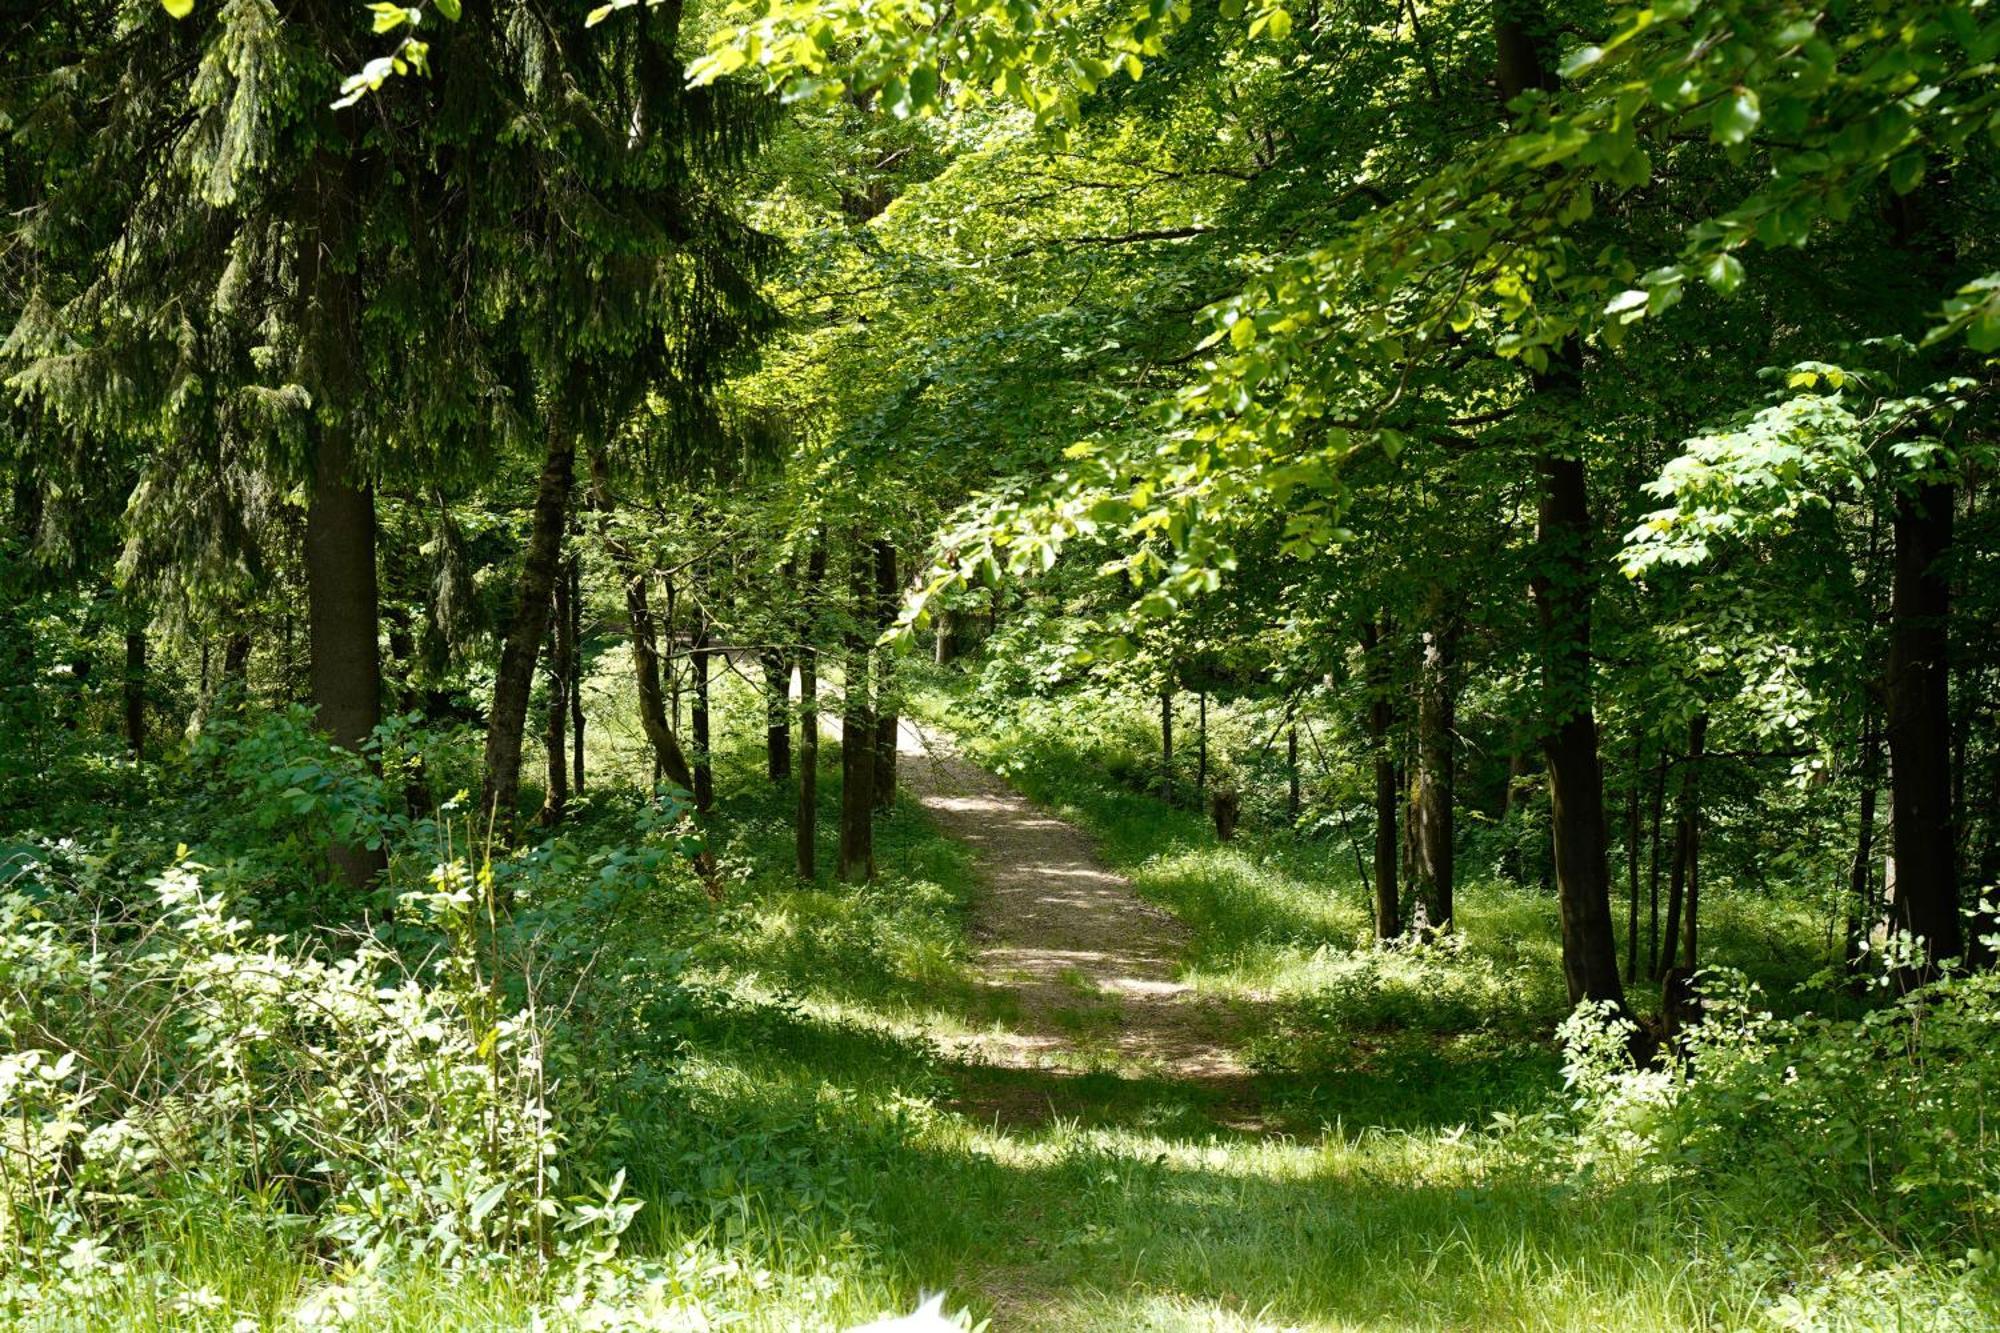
[299, 139, 384, 895]
[1362, 619, 1400, 941]
[480, 411, 576, 837]
[540, 566, 571, 827]
[586, 450, 696, 795]
[1413, 613, 1457, 933]
[1657, 714, 1707, 978]
[838, 539, 876, 882]
[1498, 0, 1628, 1016]
[306, 429, 385, 891]
[934, 605, 953, 666]
[1287, 719, 1302, 824]
[1843, 720, 1880, 970]
[1197, 688, 1209, 797]
[691, 622, 714, 813]
[1646, 752, 1667, 976]
[872, 540, 898, 813]
[1498, 748, 1532, 884]
[797, 539, 825, 880]
[1160, 688, 1175, 799]
[569, 556, 585, 794]
[1887, 481, 1962, 971]
[119, 622, 145, 760]
[1625, 733, 1642, 980]
[764, 648, 792, 780]
[1530, 451, 1628, 1010]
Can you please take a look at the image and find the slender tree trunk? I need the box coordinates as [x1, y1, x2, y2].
[541, 567, 571, 827]
[691, 622, 714, 813]
[1414, 612, 1457, 933]
[1844, 721, 1881, 969]
[569, 556, 585, 794]
[122, 623, 145, 760]
[480, 410, 576, 837]
[1160, 687, 1175, 799]
[1287, 720, 1302, 825]
[797, 539, 825, 880]
[872, 540, 898, 813]
[1499, 748, 1532, 884]
[586, 451, 696, 795]
[1625, 733, 1642, 981]
[934, 605, 953, 666]
[1887, 481, 1962, 971]
[1197, 688, 1209, 797]
[1658, 714, 1708, 978]
[838, 539, 876, 882]
[764, 648, 793, 780]
[1646, 752, 1667, 976]
[1362, 619, 1401, 941]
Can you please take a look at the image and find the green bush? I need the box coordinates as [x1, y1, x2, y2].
[1552, 941, 2000, 1253]
[0, 852, 649, 1326]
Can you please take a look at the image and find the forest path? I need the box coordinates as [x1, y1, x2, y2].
[857, 715, 1260, 1127]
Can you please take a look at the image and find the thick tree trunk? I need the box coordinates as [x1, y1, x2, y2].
[121, 623, 145, 760]
[764, 648, 792, 780]
[838, 540, 876, 881]
[1362, 619, 1401, 941]
[586, 451, 696, 795]
[691, 623, 714, 813]
[306, 429, 385, 891]
[1887, 481, 1962, 971]
[1657, 714, 1707, 978]
[299, 140, 384, 895]
[1413, 613, 1457, 933]
[934, 605, 953, 666]
[872, 540, 898, 813]
[480, 412, 576, 837]
[1531, 452, 1629, 1010]
[1497, 0, 1628, 1016]
[797, 539, 825, 880]
[541, 566, 572, 827]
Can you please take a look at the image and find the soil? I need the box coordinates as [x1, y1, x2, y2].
[880, 718, 1263, 1128]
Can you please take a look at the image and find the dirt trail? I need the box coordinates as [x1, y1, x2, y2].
[857, 717, 1252, 1106]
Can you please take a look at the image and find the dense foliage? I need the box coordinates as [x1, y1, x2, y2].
[2, 0, 1996, 1325]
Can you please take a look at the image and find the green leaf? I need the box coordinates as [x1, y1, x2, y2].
[1712, 89, 1761, 145]
[909, 64, 939, 111]
[1558, 45, 1604, 78]
[1703, 252, 1745, 296]
[161, 0, 194, 15]
[434, 0, 461, 19]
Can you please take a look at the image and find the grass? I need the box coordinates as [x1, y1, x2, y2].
[25, 659, 1995, 1330]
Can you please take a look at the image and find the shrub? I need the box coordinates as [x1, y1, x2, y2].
[0, 850, 643, 1324]
[1550, 941, 2000, 1252]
